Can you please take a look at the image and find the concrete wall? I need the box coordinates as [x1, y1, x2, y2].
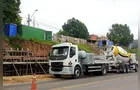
[53, 34, 87, 44]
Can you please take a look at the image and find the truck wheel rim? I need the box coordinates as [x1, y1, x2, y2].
[75, 70, 80, 77]
[123, 68, 126, 73]
[127, 68, 130, 72]
[116, 69, 119, 73]
[103, 68, 106, 74]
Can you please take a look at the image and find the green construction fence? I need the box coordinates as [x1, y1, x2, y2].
[18, 25, 52, 40]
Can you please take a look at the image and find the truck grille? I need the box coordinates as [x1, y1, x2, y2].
[51, 62, 63, 72]
[51, 67, 63, 72]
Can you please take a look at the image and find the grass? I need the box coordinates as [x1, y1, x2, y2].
[3, 35, 60, 49]
[76, 44, 97, 53]
[121, 46, 138, 58]
[3, 35, 9, 41]
[122, 46, 138, 54]
[3, 35, 96, 53]
[29, 38, 60, 45]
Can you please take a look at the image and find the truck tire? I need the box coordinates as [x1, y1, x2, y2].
[126, 65, 130, 73]
[100, 65, 107, 75]
[134, 64, 138, 72]
[122, 65, 126, 73]
[116, 69, 120, 73]
[54, 74, 62, 78]
[72, 66, 81, 79]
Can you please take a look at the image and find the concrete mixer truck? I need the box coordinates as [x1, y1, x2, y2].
[49, 43, 138, 79]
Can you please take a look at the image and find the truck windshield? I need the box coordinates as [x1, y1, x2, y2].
[49, 46, 69, 60]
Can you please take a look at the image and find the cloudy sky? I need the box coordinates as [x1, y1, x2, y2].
[20, 0, 138, 39]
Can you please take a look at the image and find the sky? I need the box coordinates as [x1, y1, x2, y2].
[20, 0, 138, 39]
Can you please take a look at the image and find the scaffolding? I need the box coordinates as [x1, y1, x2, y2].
[3, 48, 49, 76]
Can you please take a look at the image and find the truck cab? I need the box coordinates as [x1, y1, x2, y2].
[49, 43, 82, 78]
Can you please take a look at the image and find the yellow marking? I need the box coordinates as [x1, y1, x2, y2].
[50, 75, 134, 90]
[113, 46, 119, 56]
[113, 46, 130, 58]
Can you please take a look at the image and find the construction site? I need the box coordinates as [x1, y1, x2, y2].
[3, 38, 52, 76]
[3, 33, 103, 77]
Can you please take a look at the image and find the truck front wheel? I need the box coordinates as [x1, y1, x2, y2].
[72, 66, 81, 79]
[100, 65, 107, 75]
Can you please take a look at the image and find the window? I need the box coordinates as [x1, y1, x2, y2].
[70, 47, 76, 58]
[49, 46, 69, 60]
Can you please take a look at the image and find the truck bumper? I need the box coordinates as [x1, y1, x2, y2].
[49, 67, 74, 75]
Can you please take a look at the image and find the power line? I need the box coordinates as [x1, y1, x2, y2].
[34, 20, 61, 30]
[21, 16, 61, 32]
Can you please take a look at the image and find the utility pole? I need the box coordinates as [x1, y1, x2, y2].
[27, 9, 38, 26]
[33, 17, 35, 27]
[27, 14, 30, 26]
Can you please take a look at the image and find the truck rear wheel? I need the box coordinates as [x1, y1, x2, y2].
[72, 66, 81, 79]
[134, 64, 138, 72]
[126, 65, 130, 73]
[122, 65, 126, 73]
[54, 74, 62, 78]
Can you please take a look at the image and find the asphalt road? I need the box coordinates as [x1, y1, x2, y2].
[4, 72, 138, 90]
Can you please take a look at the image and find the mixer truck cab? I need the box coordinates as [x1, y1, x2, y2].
[49, 43, 111, 78]
[49, 43, 82, 78]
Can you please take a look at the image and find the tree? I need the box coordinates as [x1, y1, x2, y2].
[3, 0, 22, 24]
[107, 24, 134, 46]
[58, 18, 89, 39]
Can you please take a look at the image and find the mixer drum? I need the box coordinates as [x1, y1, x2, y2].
[112, 46, 131, 63]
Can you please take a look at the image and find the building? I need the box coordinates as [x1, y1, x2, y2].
[98, 36, 108, 40]
[89, 34, 98, 40]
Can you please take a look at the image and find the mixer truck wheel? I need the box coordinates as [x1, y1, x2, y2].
[100, 65, 107, 75]
[122, 65, 126, 73]
[126, 65, 130, 73]
[116, 69, 120, 73]
[72, 66, 81, 79]
[134, 64, 138, 72]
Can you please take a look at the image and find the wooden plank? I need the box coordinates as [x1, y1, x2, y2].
[3, 62, 49, 64]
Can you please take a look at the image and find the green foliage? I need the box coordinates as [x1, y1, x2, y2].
[59, 18, 89, 39]
[107, 24, 133, 46]
[3, 35, 8, 41]
[77, 44, 94, 53]
[17, 24, 23, 36]
[6, 35, 59, 49]
[57, 29, 69, 36]
[122, 46, 138, 55]
[8, 36, 22, 49]
[3, 0, 22, 24]
[29, 38, 60, 45]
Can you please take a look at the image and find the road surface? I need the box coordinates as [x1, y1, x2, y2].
[4, 72, 138, 90]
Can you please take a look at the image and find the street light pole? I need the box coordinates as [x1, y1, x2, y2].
[27, 9, 38, 26]
[27, 14, 30, 26]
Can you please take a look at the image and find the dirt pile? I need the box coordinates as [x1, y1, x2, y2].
[3, 39, 52, 57]
[3, 75, 57, 85]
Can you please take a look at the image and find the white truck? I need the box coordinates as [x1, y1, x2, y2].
[49, 43, 138, 78]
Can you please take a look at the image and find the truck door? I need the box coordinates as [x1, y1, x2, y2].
[69, 46, 77, 66]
